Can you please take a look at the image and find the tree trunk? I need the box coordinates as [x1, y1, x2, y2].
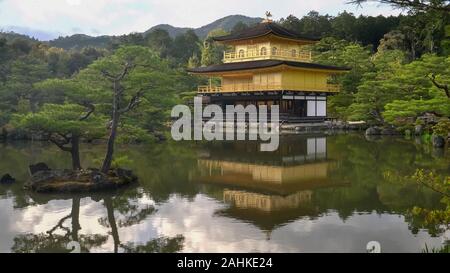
[71, 135, 82, 170]
[105, 197, 120, 253]
[101, 85, 120, 174]
[101, 110, 119, 174]
[411, 42, 416, 60]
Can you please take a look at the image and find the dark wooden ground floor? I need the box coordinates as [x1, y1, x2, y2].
[199, 91, 330, 123]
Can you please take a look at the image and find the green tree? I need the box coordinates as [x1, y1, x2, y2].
[298, 11, 333, 38]
[172, 30, 201, 66]
[146, 29, 173, 58]
[76, 46, 179, 173]
[312, 38, 373, 118]
[331, 11, 358, 41]
[352, 15, 401, 48]
[13, 103, 104, 170]
[383, 54, 450, 127]
[378, 30, 408, 52]
[352, 0, 449, 57]
[0, 55, 50, 114]
[348, 50, 408, 123]
[200, 28, 229, 66]
[279, 15, 302, 32]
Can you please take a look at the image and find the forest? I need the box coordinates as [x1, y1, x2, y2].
[0, 0, 449, 148]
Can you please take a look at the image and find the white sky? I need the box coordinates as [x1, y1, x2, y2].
[0, 0, 401, 37]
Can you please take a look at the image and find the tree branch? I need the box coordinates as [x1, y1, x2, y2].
[79, 102, 96, 121]
[118, 89, 144, 114]
[418, 181, 450, 198]
[56, 133, 71, 143]
[428, 74, 450, 98]
[100, 70, 117, 80]
[117, 62, 135, 81]
[49, 134, 72, 152]
[348, 0, 450, 12]
[101, 62, 136, 82]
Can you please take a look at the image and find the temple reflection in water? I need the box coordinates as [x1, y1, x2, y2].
[193, 136, 348, 235]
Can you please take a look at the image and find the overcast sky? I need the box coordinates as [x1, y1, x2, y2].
[0, 0, 401, 38]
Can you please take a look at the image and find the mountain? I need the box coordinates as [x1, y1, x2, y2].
[49, 34, 113, 50]
[1, 26, 60, 41]
[148, 15, 263, 38]
[2, 15, 263, 50]
[145, 24, 191, 38]
[0, 31, 39, 43]
[194, 15, 263, 38]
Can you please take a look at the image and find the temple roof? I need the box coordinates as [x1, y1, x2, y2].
[213, 22, 319, 42]
[187, 59, 351, 74]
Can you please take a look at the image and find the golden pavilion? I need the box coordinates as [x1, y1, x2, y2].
[188, 16, 350, 123]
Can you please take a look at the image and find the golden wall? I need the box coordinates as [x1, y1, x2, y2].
[281, 69, 329, 91]
[218, 69, 334, 92]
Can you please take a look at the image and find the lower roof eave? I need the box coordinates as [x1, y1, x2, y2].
[187, 60, 351, 75]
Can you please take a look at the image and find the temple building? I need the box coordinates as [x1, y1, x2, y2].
[188, 16, 350, 123]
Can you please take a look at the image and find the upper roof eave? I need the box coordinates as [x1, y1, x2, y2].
[212, 22, 320, 43]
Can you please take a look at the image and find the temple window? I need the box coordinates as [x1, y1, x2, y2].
[260, 47, 267, 56]
[271, 47, 278, 55]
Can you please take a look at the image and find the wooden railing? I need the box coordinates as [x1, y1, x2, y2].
[224, 49, 312, 63]
[198, 85, 222, 93]
[326, 83, 340, 92]
[198, 83, 340, 93]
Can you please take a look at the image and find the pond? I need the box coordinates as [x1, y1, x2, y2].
[0, 133, 448, 253]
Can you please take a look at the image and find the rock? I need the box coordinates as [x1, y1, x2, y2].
[29, 162, 51, 175]
[432, 135, 445, 148]
[26, 168, 137, 193]
[365, 127, 381, 136]
[414, 125, 424, 135]
[91, 172, 103, 184]
[0, 174, 15, 184]
[417, 113, 439, 126]
[366, 126, 400, 136]
[380, 127, 400, 135]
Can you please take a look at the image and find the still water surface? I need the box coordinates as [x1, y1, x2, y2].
[0, 134, 448, 253]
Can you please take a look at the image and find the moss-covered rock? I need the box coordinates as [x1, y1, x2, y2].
[26, 168, 137, 193]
